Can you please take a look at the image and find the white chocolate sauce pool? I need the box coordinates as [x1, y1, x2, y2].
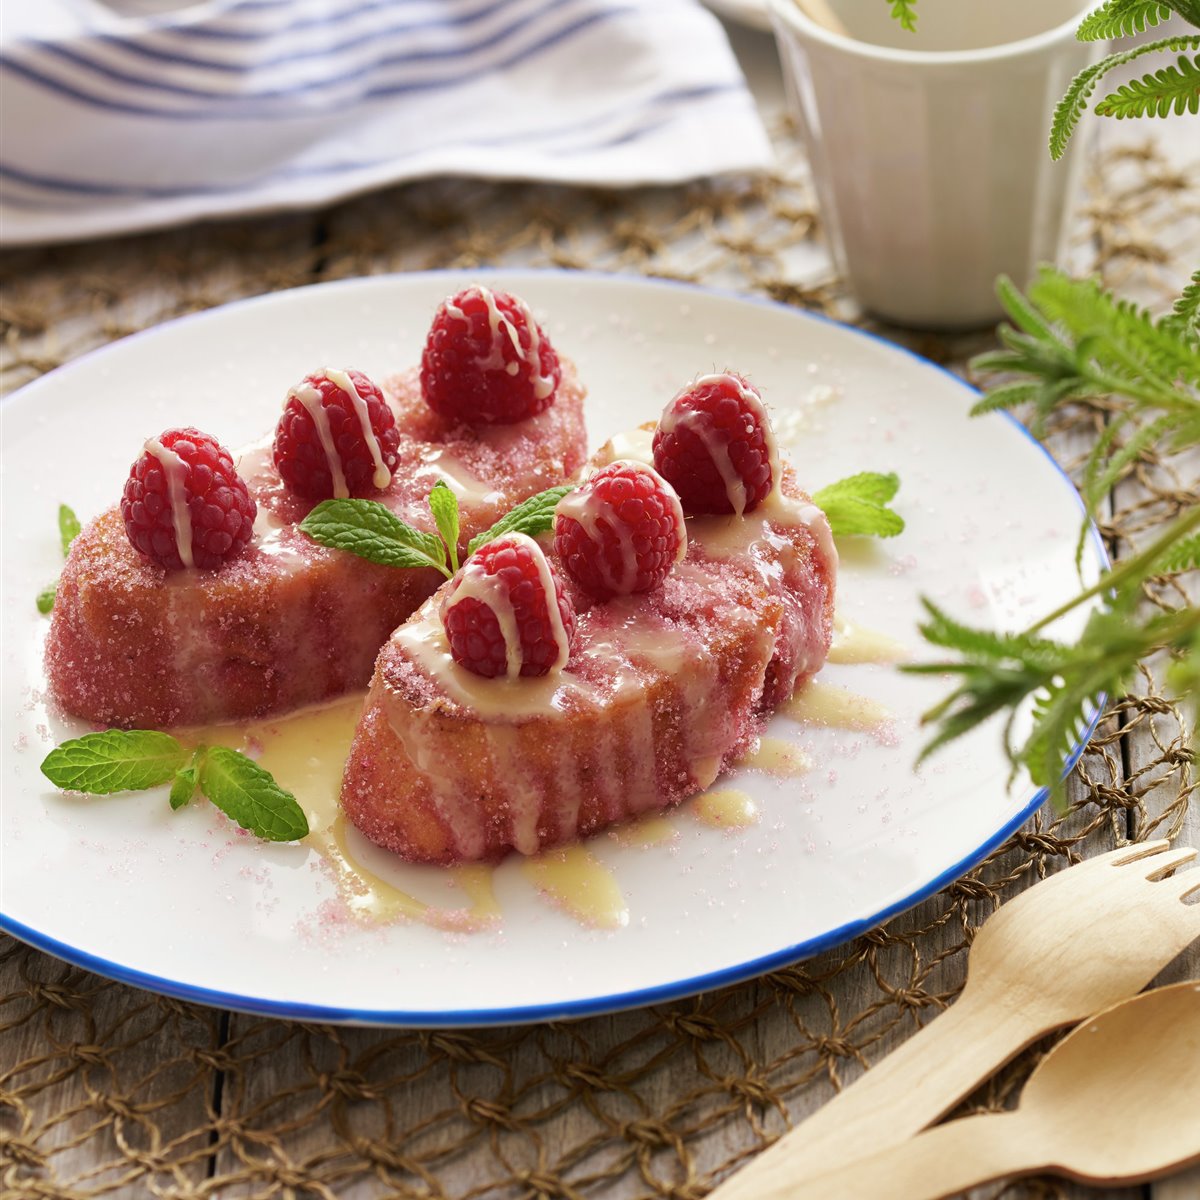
[828, 616, 910, 665]
[692, 789, 759, 829]
[736, 737, 813, 777]
[783, 681, 892, 731]
[520, 847, 629, 929]
[185, 696, 634, 931]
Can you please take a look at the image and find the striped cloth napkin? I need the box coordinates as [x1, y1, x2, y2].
[0, 0, 771, 245]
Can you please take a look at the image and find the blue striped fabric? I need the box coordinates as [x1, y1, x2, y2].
[0, 0, 771, 244]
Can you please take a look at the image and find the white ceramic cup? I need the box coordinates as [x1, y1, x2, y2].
[769, 0, 1104, 328]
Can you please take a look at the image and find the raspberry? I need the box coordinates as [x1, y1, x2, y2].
[274, 368, 400, 500]
[554, 461, 686, 599]
[121, 428, 256, 571]
[652, 372, 778, 515]
[420, 285, 561, 425]
[442, 533, 576, 678]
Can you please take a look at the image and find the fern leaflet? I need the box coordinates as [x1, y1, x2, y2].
[1050, 35, 1200, 158]
[889, 0, 918, 32]
[1076, 0, 1172, 41]
[1169, 270, 1200, 339]
[1095, 54, 1200, 117]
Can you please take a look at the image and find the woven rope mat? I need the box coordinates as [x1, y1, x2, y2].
[1, 118, 1197, 1199]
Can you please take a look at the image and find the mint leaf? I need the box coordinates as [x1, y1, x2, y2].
[41, 730, 187, 795]
[467, 485, 576, 555]
[300, 499, 449, 577]
[429, 481, 461, 573]
[198, 746, 309, 842]
[169, 761, 199, 810]
[59, 504, 81, 557]
[813, 472, 905, 538]
[38, 504, 82, 613]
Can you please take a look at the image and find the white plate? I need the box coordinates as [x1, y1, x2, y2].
[0, 271, 1102, 1026]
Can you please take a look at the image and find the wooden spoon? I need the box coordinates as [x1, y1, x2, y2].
[748, 981, 1200, 1199]
[793, 0, 852, 37]
[709, 841, 1199, 1199]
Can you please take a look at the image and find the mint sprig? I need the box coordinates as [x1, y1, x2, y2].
[169, 761, 199, 810]
[812, 472, 905, 538]
[301, 483, 576, 574]
[41, 730, 186, 794]
[429, 480, 461, 573]
[59, 504, 81, 556]
[467, 484, 575, 554]
[40, 731, 309, 842]
[300, 497, 450, 576]
[37, 503, 81, 614]
[199, 747, 310, 842]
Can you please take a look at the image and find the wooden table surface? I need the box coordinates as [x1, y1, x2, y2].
[1, 15, 1197, 1200]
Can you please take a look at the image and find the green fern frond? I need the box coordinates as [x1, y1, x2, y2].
[1170, 271, 1200, 340]
[994, 273, 1057, 342]
[1050, 35, 1200, 159]
[1077, 0, 1172, 41]
[1082, 415, 1168, 509]
[1157, 531, 1200, 573]
[889, 0, 918, 32]
[1164, 0, 1200, 28]
[1021, 682, 1097, 788]
[1168, 410, 1200, 450]
[968, 380, 1044, 416]
[1075, 416, 1172, 569]
[1166, 625, 1200, 699]
[1095, 55, 1200, 117]
[1029, 268, 1200, 390]
[915, 600, 1060, 663]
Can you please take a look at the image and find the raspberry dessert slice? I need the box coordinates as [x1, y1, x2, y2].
[554, 460, 686, 599]
[121, 428, 256, 571]
[46, 292, 588, 729]
[273, 369, 400, 500]
[653, 372, 778, 515]
[443, 534, 576, 678]
[341, 419, 837, 864]
[420, 285, 561, 425]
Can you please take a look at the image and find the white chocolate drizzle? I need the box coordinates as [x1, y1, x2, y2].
[143, 437, 194, 568]
[290, 381, 347, 498]
[555, 460, 686, 594]
[325, 368, 393, 491]
[445, 285, 556, 400]
[660, 373, 781, 515]
[442, 532, 571, 679]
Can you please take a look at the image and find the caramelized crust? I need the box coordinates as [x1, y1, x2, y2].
[341, 473, 836, 863]
[45, 366, 587, 728]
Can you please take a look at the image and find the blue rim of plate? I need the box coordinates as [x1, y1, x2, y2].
[0, 268, 1110, 1027]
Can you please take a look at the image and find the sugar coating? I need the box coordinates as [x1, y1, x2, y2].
[45, 366, 588, 728]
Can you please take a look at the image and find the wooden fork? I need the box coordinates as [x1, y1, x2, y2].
[710, 839, 1200, 1200]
